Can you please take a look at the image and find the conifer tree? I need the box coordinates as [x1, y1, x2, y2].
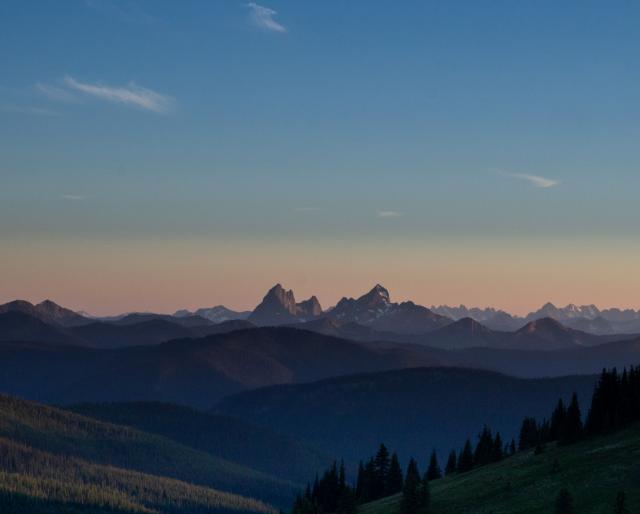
[518, 417, 539, 450]
[559, 392, 583, 445]
[491, 432, 504, 462]
[400, 458, 421, 514]
[554, 488, 573, 514]
[474, 426, 494, 466]
[374, 443, 391, 496]
[337, 487, 357, 514]
[387, 453, 404, 495]
[550, 398, 567, 440]
[425, 449, 442, 481]
[445, 450, 457, 476]
[457, 439, 474, 473]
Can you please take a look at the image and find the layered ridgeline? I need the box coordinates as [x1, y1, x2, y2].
[291, 366, 640, 514]
[2, 287, 640, 354]
[1, 325, 640, 408]
[215, 367, 597, 465]
[0, 310, 255, 348]
[432, 302, 640, 334]
[0, 394, 301, 512]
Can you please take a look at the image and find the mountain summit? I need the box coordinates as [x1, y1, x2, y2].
[248, 284, 323, 326]
[329, 285, 449, 334]
[0, 299, 88, 327]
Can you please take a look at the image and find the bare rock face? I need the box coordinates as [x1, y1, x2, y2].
[329, 284, 450, 335]
[297, 296, 323, 319]
[248, 285, 323, 326]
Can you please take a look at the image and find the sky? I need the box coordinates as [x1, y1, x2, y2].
[1, 0, 639, 315]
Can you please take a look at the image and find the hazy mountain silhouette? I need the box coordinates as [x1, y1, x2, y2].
[0, 312, 80, 344]
[174, 305, 251, 323]
[0, 299, 89, 327]
[215, 367, 597, 464]
[0, 328, 441, 407]
[1, 325, 639, 408]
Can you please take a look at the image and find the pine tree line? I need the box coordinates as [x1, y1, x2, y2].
[290, 365, 640, 514]
[291, 461, 357, 514]
[586, 367, 640, 436]
[518, 366, 640, 454]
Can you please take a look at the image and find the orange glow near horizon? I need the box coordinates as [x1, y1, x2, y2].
[2, 236, 639, 317]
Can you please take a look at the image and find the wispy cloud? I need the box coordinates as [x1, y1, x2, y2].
[63, 76, 173, 113]
[34, 83, 79, 103]
[495, 169, 559, 189]
[60, 194, 87, 201]
[247, 2, 286, 33]
[508, 173, 559, 189]
[0, 104, 59, 116]
[377, 210, 404, 218]
[85, 0, 156, 24]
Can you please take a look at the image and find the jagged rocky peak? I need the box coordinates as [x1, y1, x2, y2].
[263, 284, 298, 315]
[297, 296, 323, 317]
[358, 284, 391, 306]
[248, 284, 323, 326]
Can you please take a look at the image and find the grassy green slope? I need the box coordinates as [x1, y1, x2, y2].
[0, 394, 296, 508]
[360, 424, 640, 514]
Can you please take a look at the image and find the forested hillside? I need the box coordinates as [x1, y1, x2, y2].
[0, 395, 297, 509]
[69, 401, 331, 484]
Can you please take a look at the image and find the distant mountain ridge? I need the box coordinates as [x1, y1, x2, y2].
[1, 325, 639, 409]
[214, 367, 597, 465]
[0, 311, 255, 348]
[3, 288, 640, 343]
[432, 301, 640, 333]
[174, 305, 251, 323]
[0, 299, 89, 327]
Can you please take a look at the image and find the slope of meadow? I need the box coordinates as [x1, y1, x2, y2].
[360, 424, 640, 514]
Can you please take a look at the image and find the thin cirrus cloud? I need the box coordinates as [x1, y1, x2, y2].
[60, 194, 87, 201]
[495, 169, 560, 189]
[62, 76, 173, 114]
[246, 2, 287, 33]
[35, 83, 79, 103]
[377, 210, 404, 218]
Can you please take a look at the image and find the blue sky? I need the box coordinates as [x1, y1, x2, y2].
[1, 1, 639, 313]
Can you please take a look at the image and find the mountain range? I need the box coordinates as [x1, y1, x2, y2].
[3, 285, 640, 338]
[0, 322, 639, 409]
[432, 301, 640, 333]
[0, 311, 254, 348]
